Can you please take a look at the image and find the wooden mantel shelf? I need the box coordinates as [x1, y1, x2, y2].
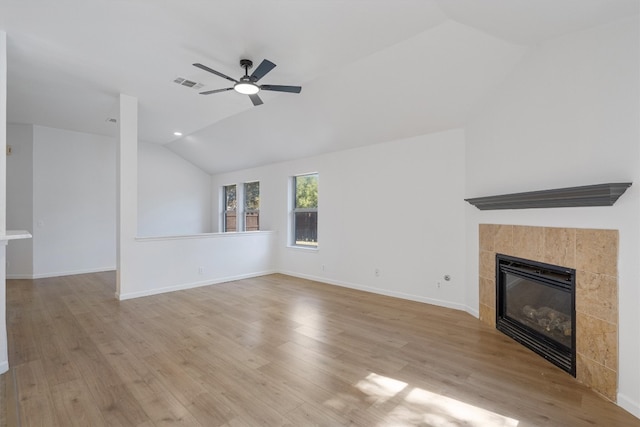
[465, 183, 632, 210]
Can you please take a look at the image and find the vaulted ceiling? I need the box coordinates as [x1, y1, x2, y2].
[1, 0, 638, 174]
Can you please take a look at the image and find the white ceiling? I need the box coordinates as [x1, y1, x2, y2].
[1, 0, 638, 174]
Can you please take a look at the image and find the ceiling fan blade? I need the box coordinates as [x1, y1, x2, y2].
[250, 59, 276, 82]
[193, 63, 239, 83]
[249, 94, 264, 106]
[260, 84, 302, 94]
[199, 87, 234, 95]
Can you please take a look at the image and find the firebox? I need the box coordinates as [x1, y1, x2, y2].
[496, 254, 576, 376]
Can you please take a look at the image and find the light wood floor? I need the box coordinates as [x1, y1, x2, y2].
[1, 272, 638, 426]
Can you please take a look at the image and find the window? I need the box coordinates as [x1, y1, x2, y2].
[292, 173, 318, 247]
[223, 184, 237, 232]
[244, 181, 260, 231]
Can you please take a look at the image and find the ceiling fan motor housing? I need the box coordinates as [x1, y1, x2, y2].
[240, 59, 254, 71]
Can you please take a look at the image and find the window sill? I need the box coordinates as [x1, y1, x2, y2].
[136, 230, 274, 242]
[287, 244, 319, 252]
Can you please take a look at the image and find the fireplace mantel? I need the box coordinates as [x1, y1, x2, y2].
[465, 183, 631, 210]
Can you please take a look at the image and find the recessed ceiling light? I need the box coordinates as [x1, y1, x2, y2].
[174, 131, 183, 136]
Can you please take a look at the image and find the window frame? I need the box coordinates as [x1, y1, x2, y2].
[290, 173, 319, 248]
[222, 184, 237, 232]
[243, 181, 260, 232]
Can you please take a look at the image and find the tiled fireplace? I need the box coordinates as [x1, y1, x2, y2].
[478, 224, 618, 401]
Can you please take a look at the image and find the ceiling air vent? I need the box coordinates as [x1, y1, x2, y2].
[173, 77, 204, 90]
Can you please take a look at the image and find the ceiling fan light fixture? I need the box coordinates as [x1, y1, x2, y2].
[194, 59, 301, 106]
[234, 81, 259, 95]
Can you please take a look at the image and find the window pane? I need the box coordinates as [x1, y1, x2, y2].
[244, 182, 260, 211]
[225, 212, 237, 232]
[245, 212, 259, 231]
[295, 175, 318, 209]
[224, 184, 237, 232]
[224, 185, 237, 210]
[294, 211, 317, 246]
[243, 182, 259, 231]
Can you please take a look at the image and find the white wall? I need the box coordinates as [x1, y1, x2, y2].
[138, 141, 212, 236]
[32, 126, 117, 277]
[211, 129, 468, 310]
[465, 17, 640, 416]
[5, 125, 213, 278]
[117, 95, 276, 300]
[6, 125, 33, 278]
[118, 232, 277, 300]
[0, 29, 8, 374]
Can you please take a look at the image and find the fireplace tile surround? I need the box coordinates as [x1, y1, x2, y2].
[478, 224, 618, 401]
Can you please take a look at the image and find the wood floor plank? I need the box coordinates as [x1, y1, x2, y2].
[50, 379, 108, 426]
[184, 392, 235, 427]
[142, 352, 210, 406]
[14, 360, 62, 427]
[3, 272, 640, 426]
[36, 332, 81, 388]
[198, 370, 292, 426]
[96, 339, 203, 425]
[0, 369, 19, 427]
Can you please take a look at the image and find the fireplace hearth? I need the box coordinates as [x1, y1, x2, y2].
[496, 254, 576, 376]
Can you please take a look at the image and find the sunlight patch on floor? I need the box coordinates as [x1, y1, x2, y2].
[400, 387, 520, 427]
[356, 373, 408, 403]
[349, 372, 520, 427]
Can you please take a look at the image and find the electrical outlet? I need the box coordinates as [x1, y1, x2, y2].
[375, 268, 380, 277]
[198, 266, 204, 275]
[322, 264, 326, 271]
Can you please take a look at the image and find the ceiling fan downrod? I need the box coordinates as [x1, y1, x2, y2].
[239, 59, 253, 78]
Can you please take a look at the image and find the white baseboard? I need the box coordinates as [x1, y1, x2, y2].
[617, 393, 640, 420]
[0, 360, 8, 374]
[465, 306, 480, 318]
[33, 266, 116, 279]
[278, 270, 469, 313]
[6, 273, 33, 279]
[9, 266, 116, 280]
[117, 270, 277, 301]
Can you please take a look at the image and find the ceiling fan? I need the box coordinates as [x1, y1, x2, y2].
[193, 59, 302, 106]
